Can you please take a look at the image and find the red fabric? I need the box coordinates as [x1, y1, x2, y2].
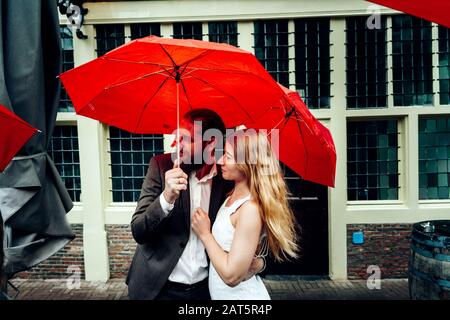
[0, 104, 38, 172]
[248, 86, 336, 188]
[367, 0, 450, 28]
[59, 35, 285, 133]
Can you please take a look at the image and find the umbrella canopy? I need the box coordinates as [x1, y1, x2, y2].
[59, 35, 285, 134]
[0, 104, 39, 172]
[366, 0, 450, 28]
[248, 85, 336, 188]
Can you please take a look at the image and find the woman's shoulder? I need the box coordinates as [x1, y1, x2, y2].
[236, 200, 262, 223]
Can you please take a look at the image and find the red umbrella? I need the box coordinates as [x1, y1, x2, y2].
[248, 85, 336, 188]
[366, 0, 450, 28]
[0, 104, 40, 172]
[59, 35, 285, 162]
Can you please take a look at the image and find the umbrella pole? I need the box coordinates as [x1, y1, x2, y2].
[176, 80, 180, 167]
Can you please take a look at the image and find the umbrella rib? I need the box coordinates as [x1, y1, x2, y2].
[179, 49, 212, 68]
[160, 65, 177, 79]
[101, 56, 172, 69]
[186, 73, 255, 123]
[105, 69, 170, 90]
[134, 76, 171, 132]
[179, 78, 194, 111]
[185, 66, 286, 107]
[185, 66, 282, 90]
[159, 44, 177, 67]
[268, 112, 291, 136]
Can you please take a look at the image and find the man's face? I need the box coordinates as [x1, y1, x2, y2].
[178, 119, 204, 165]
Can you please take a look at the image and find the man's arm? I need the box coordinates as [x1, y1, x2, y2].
[130, 156, 170, 244]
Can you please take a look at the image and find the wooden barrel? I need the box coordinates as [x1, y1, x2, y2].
[409, 220, 450, 300]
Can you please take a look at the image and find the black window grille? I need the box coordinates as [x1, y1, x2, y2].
[346, 16, 388, 109]
[109, 127, 165, 202]
[254, 20, 291, 87]
[347, 120, 400, 201]
[49, 126, 81, 202]
[392, 16, 433, 106]
[418, 117, 450, 199]
[295, 18, 332, 109]
[208, 21, 238, 46]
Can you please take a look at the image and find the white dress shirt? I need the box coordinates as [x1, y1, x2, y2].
[159, 163, 217, 284]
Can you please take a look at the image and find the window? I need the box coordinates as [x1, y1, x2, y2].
[295, 18, 331, 109]
[392, 16, 433, 106]
[59, 26, 74, 112]
[208, 21, 238, 46]
[347, 120, 400, 201]
[173, 22, 203, 40]
[419, 117, 450, 200]
[95, 24, 125, 57]
[254, 20, 290, 87]
[49, 126, 81, 202]
[109, 127, 165, 202]
[130, 23, 161, 40]
[346, 16, 387, 109]
[438, 26, 450, 105]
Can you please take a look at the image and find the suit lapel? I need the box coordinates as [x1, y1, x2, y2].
[181, 182, 191, 229]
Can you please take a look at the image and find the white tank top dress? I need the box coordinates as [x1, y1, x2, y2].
[208, 194, 271, 300]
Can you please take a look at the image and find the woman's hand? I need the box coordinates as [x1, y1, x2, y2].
[191, 207, 211, 240]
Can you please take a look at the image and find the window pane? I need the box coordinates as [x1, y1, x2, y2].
[49, 126, 81, 202]
[254, 20, 290, 87]
[347, 120, 400, 200]
[95, 24, 125, 57]
[346, 16, 387, 109]
[392, 16, 433, 106]
[173, 22, 203, 40]
[418, 117, 450, 199]
[130, 23, 161, 40]
[295, 18, 331, 109]
[59, 26, 74, 112]
[439, 26, 450, 105]
[109, 127, 165, 202]
[208, 21, 238, 46]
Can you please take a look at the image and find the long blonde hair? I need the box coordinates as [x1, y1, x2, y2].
[227, 129, 300, 261]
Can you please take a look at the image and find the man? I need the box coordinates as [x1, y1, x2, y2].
[126, 109, 264, 300]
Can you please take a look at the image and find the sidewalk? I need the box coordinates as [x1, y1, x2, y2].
[7, 277, 410, 300]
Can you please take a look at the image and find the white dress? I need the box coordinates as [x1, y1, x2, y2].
[208, 194, 271, 300]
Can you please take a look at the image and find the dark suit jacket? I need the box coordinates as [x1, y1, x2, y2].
[126, 153, 233, 300]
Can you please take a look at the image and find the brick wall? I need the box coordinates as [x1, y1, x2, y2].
[106, 225, 136, 279]
[11, 224, 138, 280]
[347, 224, 412, 280]
[13, 224, 85, 280]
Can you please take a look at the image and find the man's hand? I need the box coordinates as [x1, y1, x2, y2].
[163, 159, 188, 204]
[242, 256, 265, 281]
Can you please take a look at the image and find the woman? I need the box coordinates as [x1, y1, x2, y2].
[191, 129, 299, 300]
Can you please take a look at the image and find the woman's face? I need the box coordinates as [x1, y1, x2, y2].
[218, 141, 245, 181]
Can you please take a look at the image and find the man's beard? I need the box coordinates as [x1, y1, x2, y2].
[179, 152, 214, 173]
[180, 161, 204, 173]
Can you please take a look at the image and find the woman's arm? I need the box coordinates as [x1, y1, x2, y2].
[192, 201, 263, 287]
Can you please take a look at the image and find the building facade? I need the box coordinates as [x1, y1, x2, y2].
[16, 0, 450, 282]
